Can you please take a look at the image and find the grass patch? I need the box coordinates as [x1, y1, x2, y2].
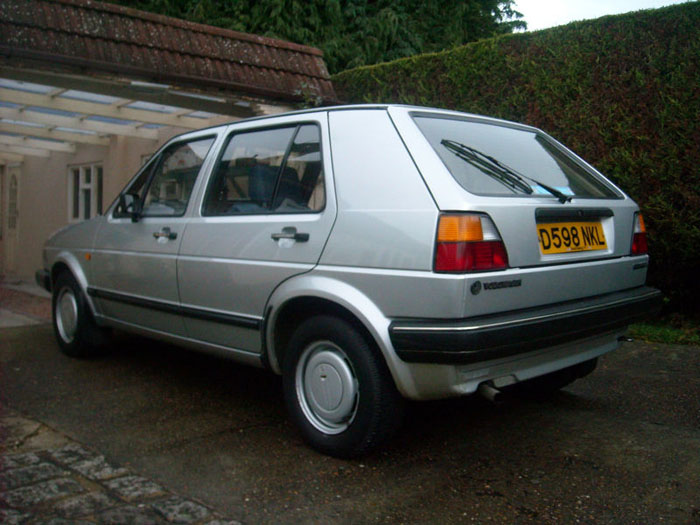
[628, 319, 700, 346]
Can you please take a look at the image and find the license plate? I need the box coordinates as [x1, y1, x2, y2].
[537, 221, 607, 254]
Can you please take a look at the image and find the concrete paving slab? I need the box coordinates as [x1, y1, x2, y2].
[95, 505, 163, 524]
[0, 308, 42, 328]
[53, 491, 121, 519]
[150, 496, 212, 523]
[104, 475, 167, 501]
[1, 279, 51, 299]
[1, 477, 86, 507]
[2, 452, 42, 469]
[0, 462, 69, 490]
[0, 283, 51, 324]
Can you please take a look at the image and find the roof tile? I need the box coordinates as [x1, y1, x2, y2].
[1, 0, 335, 103]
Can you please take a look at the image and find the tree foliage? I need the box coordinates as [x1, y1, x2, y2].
[112, 0, 525, 73]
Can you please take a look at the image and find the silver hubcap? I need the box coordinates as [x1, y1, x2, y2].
[55, 287, 78, 343]
[295, 341, 358, 435]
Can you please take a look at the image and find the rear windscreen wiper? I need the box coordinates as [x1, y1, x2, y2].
[440, 139, 572, 203]
[441, 139, 532, 195]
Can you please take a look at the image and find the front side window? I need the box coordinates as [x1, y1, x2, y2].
[139, 137, 215, 217]
[203, 124, 325, 216]
[414, 115, 620, 199]
[68, 163, 103, 222]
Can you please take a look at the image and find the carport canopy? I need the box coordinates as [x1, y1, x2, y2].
[0, 76, 235, 163]
[0, 0, 336, 164]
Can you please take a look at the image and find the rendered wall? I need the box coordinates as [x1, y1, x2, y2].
[6, 127, 187, 281]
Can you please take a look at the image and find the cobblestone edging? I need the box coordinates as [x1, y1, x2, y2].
[0, 443, 240, 524]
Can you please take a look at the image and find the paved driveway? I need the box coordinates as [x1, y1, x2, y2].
[2, 323, 699, 523]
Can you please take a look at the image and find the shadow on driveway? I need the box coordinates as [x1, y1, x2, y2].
[2, 324, 699, 523]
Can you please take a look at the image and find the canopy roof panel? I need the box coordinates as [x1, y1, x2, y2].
[0, 77, 230, 162]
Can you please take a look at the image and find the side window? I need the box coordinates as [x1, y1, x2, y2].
[203, 124, 325, 215]
[140, 137, 215, 217]
[282, 125, 325, 212]
[112, 156, 157, 219]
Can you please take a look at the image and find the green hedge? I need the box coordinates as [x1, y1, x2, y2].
[333, 2, 700, 311]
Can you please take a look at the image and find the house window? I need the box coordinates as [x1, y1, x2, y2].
[68, 164, 103, 221]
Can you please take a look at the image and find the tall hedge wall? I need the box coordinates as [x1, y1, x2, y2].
[333, 2, 700, 311]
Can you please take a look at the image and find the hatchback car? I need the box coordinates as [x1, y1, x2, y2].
[37, 105, 661, 457]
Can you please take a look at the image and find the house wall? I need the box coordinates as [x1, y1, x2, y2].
[2, 126, 190, 281]
[0, 165, 5, 275]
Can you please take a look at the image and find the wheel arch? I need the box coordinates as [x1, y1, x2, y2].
[271, 296, 373, 368]
[264, 275, 418, 397]
[50, 252, 98, 316]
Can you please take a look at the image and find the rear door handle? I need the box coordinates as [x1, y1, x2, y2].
[271, 226, 309, 243]
[153, 227, 177, 240]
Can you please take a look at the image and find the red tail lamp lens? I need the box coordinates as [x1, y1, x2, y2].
[435, 241, 509, 272]
[631, 232, 648, 255]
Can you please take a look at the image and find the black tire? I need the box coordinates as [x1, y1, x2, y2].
[282, 315, 404, 458]
[52, 271, 111, 358]
[510, 358, 598, 398]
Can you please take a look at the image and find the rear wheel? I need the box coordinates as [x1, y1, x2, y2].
[282, 315, 404, 458]
[510, 358, 598, 397]
[52, 272, 110, 358]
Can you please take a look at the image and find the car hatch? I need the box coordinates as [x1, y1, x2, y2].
[388, 106, 641, 269]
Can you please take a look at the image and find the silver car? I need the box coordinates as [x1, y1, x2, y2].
[37, 105, 661, 457]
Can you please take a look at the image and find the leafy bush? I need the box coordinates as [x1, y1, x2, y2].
[333, 3, 700, 311]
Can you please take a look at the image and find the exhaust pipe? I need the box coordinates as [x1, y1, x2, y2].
[478, 382, 504, 404]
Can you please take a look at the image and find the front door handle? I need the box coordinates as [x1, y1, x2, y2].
[153, 227, 177, 240]
[271, 226, 309, 243]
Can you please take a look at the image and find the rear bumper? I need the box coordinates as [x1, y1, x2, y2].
[389, 286, 663, 364]
[35, 269, 51, 293]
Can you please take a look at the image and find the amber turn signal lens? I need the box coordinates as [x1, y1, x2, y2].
[437, 215, 483, 242]
[637, 213, 646, 233]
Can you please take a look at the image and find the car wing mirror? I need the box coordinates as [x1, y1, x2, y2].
[118, 192, 142, 223]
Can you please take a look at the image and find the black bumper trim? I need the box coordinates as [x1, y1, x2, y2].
[389, 286, 663, 364]
[35, 269, 51, 293]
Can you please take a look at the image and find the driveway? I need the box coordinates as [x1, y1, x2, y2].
[1, 322, 699, 523]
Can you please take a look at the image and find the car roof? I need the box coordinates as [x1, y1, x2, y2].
[173, 104, 536, 139]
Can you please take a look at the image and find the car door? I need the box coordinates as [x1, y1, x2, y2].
[90, 132, 218, 336]
[178, 115, 336, 354]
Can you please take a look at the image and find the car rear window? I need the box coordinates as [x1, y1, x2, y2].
[413, 115, 620, 199]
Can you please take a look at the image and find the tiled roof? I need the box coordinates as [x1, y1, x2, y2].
[0, 0, 337, 104]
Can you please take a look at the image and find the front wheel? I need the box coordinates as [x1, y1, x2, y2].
[52, 272, 111, 358]
[282, 315, 404, 458]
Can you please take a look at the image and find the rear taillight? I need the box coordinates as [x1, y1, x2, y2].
[434, 213, 508, 272]
[631, 213, 648, 255]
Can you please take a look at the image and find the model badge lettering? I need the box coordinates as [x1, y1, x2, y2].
[483, 279, 522, 291]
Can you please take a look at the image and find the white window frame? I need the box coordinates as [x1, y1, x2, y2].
[67, 163, 103, 222]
